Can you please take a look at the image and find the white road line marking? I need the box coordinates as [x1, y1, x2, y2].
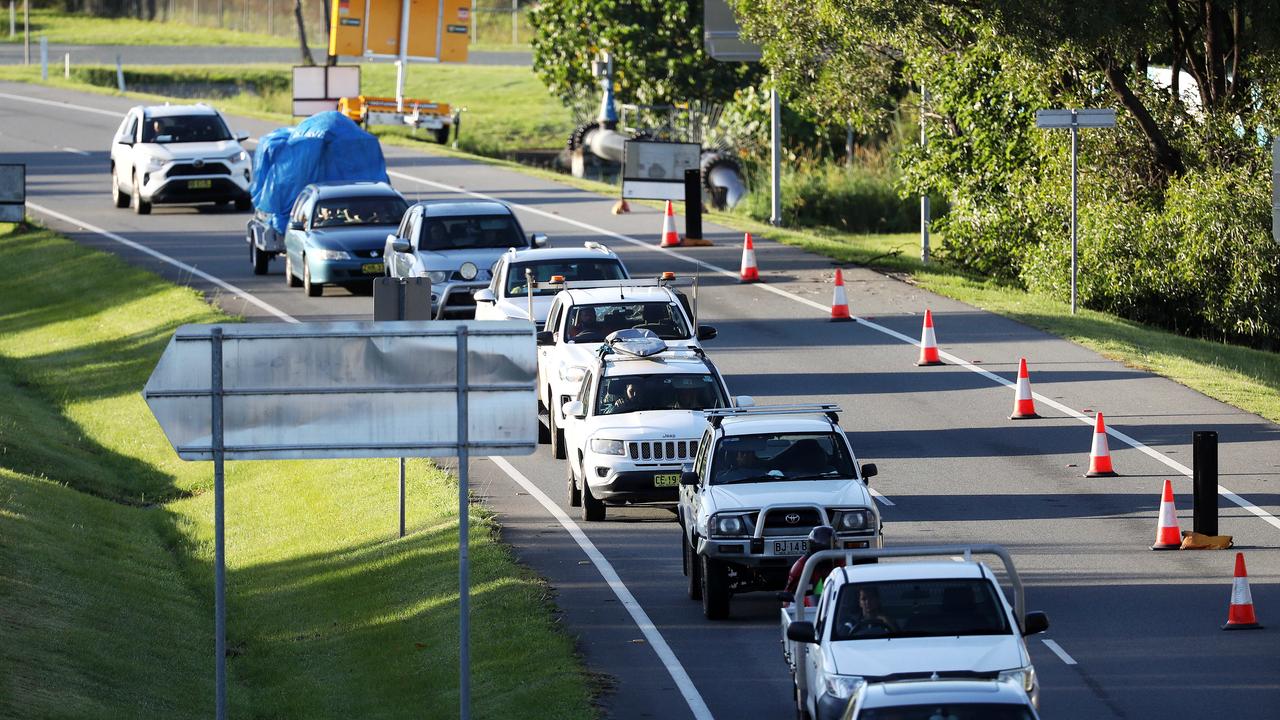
[869, 488, 895, 506]
[385, 169, 1280, 534]
[489, 457, 714, 720]
[26, 202, 298, 324]
[61, 146, 91, 156]
[1042, 639, 1078, 666]
[0, 91, 122, 118]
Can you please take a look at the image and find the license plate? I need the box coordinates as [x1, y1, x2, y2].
[773, 540, 806, 555]
[362, 262, 384, 275]
[187, 179, 212, 189]
[653, 473, 680, 488]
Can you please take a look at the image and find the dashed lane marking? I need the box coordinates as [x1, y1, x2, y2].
[1042, 639, 1079, 666]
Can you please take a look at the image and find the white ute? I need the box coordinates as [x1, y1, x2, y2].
[677, 405, 882, 620]
[560, 329, 747, 521]
[536, 276, 715, 459]
[782, 545, 1050, 720]
[472, 242, 629, 323]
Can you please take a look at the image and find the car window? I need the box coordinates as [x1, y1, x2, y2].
[506, 259, 626, 297]
[290, 191, 310, 227]
[419, 214, 523, 250]
[858, 704, 1036, 720]
[830, 579, 1011, 641]
[692, 429, 713, 477]
[710, 432, 855, 485]
[546, 301, 564, 335]
[564, 302, 690, 342]
[118, 113, 138, 142]
[141, 114, 233, 143]
[595, 374, 726, 416]
[311, 196, 408, 228]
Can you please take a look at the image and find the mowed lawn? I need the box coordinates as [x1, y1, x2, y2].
[1, 8, 294, 47]
[0, 222, 594, 718]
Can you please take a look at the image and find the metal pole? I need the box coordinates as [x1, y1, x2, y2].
[210, 327, 228, 720]
[116, 54, 126, 93]
[456, 326, 471, 720]
[769, 80, 781, 227]
[9, 2, 14, 40]
[470, 0, 476, 42]
[1070, 118, 1078, 315]
[511, 0, 517, 45]
[920, 84, 930, 264]
[684, 168, 702, 241]
[63, 51, 68, 79]
[22, 0, 28, 65]
[38, 35, 46, 81]
[398, 457, 406, 538]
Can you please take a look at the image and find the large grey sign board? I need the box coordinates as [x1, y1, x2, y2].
[144, 320, 537, 460]
[0, 164, 24, 223]
[1035, 108, 1116, 129]
[704, 0, 761, 61]
[622, 140, 701, 201]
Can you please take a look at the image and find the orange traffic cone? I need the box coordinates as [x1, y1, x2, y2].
[739, 233, 761, 282]
[1151, 479, 1182, 550]
[1085, 412, 1118, 477]
[830, 269, 852, 322]
[1009, 358, 1040, 419]
[1222, 552, 1263, 630]
[916, 310, 943, 366]
[659, 200, 681, 247]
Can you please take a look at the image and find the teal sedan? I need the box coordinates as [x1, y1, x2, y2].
[283, 181, 408, 297]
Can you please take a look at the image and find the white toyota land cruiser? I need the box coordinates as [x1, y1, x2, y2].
[782, 545, 1050, 720]
[536, 276, 715, 460]
[677, 404, 882, 620]
[560, 329, 749, 521]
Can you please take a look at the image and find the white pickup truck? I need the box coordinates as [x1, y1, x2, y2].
[781, 545, 1050, 720]
[677, 404, 881, 620]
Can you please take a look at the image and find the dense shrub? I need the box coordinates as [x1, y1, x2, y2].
[738, 163, 929, 233]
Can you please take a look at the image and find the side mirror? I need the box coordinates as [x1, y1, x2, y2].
[288, 220, 304, 231]
[535, 330, 555, 346]
[860, 463, 878, 482]
[696, 325, 717, 341]
[734, 395, 755, 408]
[562, 400, 585, 419]
[680, 471, 700, 486]
[786, 621, 817, 644]
[392, 239, 413, 254]
[236, 133, 250, 142]
[1022, 611, 1049, 636]
[531, 232, 548, 248]
[473, 288, 495, 304]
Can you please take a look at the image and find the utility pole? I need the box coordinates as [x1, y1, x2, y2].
[920, 84, 930, 264]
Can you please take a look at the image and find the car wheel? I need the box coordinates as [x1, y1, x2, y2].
[285, 254, 302, 288]
[685, 533, 702, 600]
[567, 460, 581, 508]
[701, 555, 731, 620]
[131, 173, 151, 215]
[549, 408, 565, 460]
[580, 470, 605, 522]
[111, 167, 129, 208]
[303, 257, 322, 297]
[234, 197, 252, 212]
[251, 243, 269, 276]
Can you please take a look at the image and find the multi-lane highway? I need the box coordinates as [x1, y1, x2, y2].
[3, 81, 1278, 719]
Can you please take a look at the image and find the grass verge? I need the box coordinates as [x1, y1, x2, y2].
[0, 222, 594, 718]
[2, 8, 293, 47]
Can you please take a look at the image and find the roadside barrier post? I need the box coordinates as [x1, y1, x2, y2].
[1193, 431, 1219, 537]
[210, 328, 228, 720]
[38, 35, 46, 81]
[63, 52, 69, 79]
[684, 169, 702, 241]
[8, 2, 14, 40]
[115, 54, 126, 92]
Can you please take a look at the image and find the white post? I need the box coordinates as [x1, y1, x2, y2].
[511, 0, 517, 45]
[1070, 116, 1078, 315]
[38, 35, 46, 81]
[22, 0, 28, 65]
[920, 83, 930, 264]
[63, 51, 69, 79]
[116, 53, 126, 92]
[396, 0, 410, 112]
[470, 0, 476, 42]
[769, 80, 782, 227]
[9, 2, 14, 40]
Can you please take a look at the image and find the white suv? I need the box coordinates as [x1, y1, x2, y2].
[678, 405, 881, 620]
[559, 330, 748, 521]
[536, 277, 715, 459]
[473, 242, 629, 323]
[110, 104, 252, 214]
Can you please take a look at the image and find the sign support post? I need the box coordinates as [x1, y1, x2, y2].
[455, 326, 471, 720]
[211, 327, 228, 720]
[769, 80, 782, 227]
[920, 84, 930, 264]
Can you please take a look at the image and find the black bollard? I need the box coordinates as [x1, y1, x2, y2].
[684, 168, 702, 241]
[1192, 431, 1219, 536]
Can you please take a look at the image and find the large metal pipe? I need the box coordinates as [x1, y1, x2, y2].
[705, 158, 746, 209]
[584, 126, 627, 163]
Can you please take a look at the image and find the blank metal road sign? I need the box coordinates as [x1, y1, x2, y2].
[1036, 108, 1116, 129]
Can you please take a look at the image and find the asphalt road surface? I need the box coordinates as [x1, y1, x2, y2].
[3, 81, 1279, 720]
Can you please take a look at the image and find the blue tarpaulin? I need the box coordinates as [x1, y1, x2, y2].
[249, 112, 389, 234]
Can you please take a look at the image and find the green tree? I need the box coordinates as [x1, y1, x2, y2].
[529, 0, 759, 108]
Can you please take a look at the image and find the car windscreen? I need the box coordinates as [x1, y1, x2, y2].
[710, 432, 855, 484]
[858, 704, 1035, 720]
[418, 215, 524, 250]
[595, 374, 726, 416]
[830, 579, 1011, 641]
[506, 259, 627, 297]
[312, 196, 409, 228]
[142, 114, 232, 143]
[564, 302, 690, 342]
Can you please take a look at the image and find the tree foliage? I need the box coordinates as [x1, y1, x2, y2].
[529, 0, 758, 108]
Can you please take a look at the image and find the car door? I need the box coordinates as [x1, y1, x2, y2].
[682, 428, 713, 538]
[475, 256, 505, 320]
[392, 208, 421, 278]
[538, 299, 565, 407]
[803, 586, 835, 715]
[284, 189, 311, 268]
[112, 111, 139, 186]
[561, 370, 592, 461]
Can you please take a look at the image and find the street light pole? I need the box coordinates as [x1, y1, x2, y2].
[920, 83, 930, 265]
[1070, 117, 1078, 315]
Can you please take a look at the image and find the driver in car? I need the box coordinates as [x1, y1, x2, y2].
[851, 586, 896, 633]
[569, 311, 600, 341]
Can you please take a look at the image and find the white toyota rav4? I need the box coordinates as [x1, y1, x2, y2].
[560, 329, 748, 521]
[536, 277, 715, 459]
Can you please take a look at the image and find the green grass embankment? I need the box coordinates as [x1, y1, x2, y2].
[1, 8, 294, 47]
[0, 222, 594, 718]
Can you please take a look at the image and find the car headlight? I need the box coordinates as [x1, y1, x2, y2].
[559, 365, 586, 382]
[226, 150, 248, 163]
[425, 270, 450, 284]
[710, 513, 751, 538]
[144, 156, 167, 172]
[589, 438, 625, 456]
[998, 666, 1037, 694]
[823, 674, 865, 700]
[459, 261, 478, 280]
[312, 249, 350, 261]
[834, 509, 871, 532]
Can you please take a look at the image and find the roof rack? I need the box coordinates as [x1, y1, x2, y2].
[703, 403, 841, 427]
